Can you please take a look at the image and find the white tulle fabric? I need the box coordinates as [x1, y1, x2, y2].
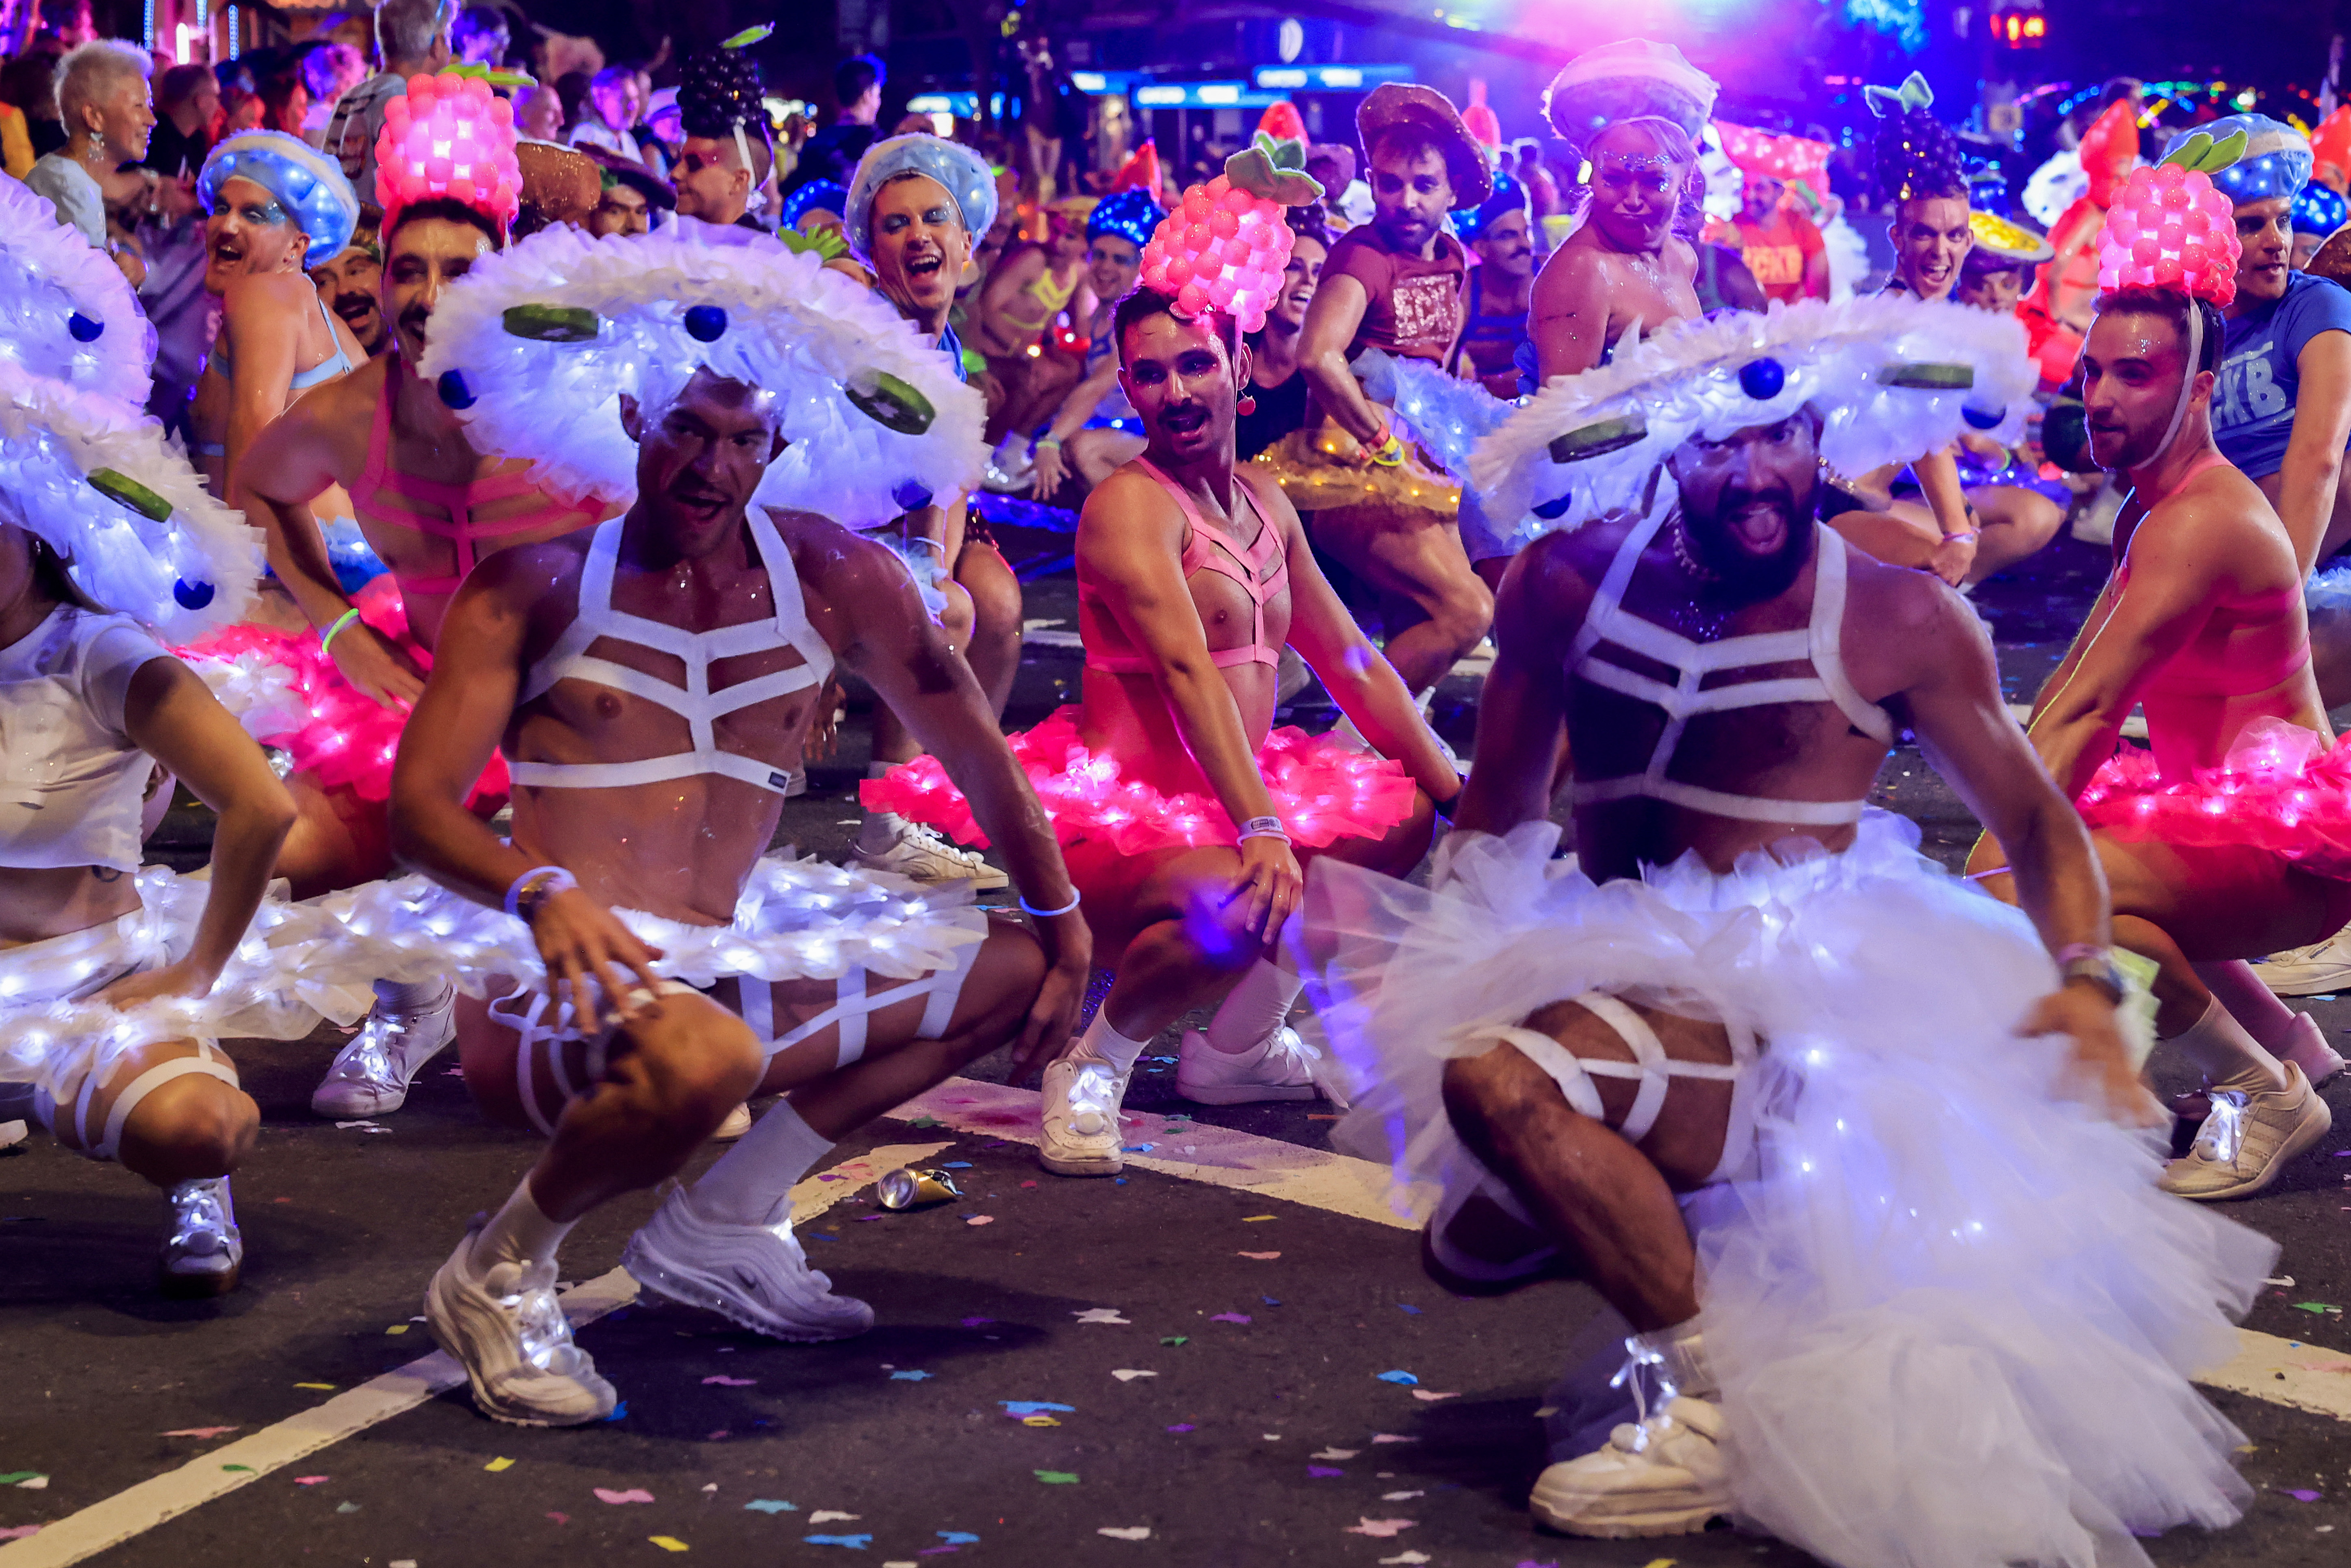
[1467, 296, 2039, 539]
[0, 867, 392, 1104]
[322, 853, 984, 997]
[182, 644, 312, 741]
[0, 364, 264, 639]
[415, 226, 986, 529]
[1307, 813, 2271, 1568]
[1354, 348, 1514, 478]
[0, 173, 155, 404]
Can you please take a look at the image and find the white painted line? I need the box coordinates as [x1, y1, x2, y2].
[2194, 1327, 2351, 1422]
[0, 1142, 949, 1568]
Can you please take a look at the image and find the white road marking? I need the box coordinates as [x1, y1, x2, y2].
[0, 1142, 949, 1568]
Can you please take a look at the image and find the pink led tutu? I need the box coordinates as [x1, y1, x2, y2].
[2075, 718, 2351, 878]
[179, 575, 508, 805]
[861, 706, 1418, 856]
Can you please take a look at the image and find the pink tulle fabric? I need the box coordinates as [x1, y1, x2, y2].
[2076, 718, 2351, 878]
[861, 706, 1417, 855]
[178, 575, 508, 805]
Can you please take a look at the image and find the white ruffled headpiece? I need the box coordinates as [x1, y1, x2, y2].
[1467, 294, 2038, 540]
[0, 363, 264, 638]
[0, 173, 156, 405]
[416, 227, 985, 528]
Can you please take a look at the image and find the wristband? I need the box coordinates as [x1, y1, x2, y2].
[1369, 429, 1405, 467]
[1018, 887, 1082, 918]
[906, 534, 949, 556]
[1034, 435, 1063, 452]
[1941, 528, 1979, 544]
[1237, 815, 1289, 842]
[503, 864, 578, 919]
[318, 606, 363, 654]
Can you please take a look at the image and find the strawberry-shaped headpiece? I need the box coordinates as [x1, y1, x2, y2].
[374, 71, 522, 235]
[1259, 101, 1306, 144]
[2096, 127, 2247, 308]
[1138, 134, 1324, 334]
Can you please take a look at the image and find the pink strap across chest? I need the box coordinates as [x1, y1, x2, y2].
[2118, 449, 2310, 696]
[1086, 457, 1289, 675]
[356, 357, 598, 596]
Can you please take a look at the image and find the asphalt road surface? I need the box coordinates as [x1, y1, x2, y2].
[4, 528, 2349, 1568]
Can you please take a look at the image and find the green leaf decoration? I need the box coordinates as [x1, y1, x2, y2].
[444, 62, 535, 88]
[1548, 414, 1648, 463]
[1223, 132, 1324, 206]
[2158, 128, 2246, 173]
[777, 226, 849, 261]
[846, 370, 936, 436]
[721, 23, 775, 48]
[1863, 71, 1934, 119]
[501, 304, 602, 343]
[1876, 362, 1976, 390]
[88, 467, 173, 521]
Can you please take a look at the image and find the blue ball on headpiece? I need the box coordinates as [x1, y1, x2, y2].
[1087, 187, 1167, 253]
[437, 370, 475, 409]
[1738, 357, 1787, 401]
[685, 305, 729, 342]
[67, 312, 103, 342]
[2166, 114, 2310, 206]
[173, 578, 216, 611]
[1962, 403, 2004, 431]
[2294, 181, 2351, 239]
[1531, 493, 1575, 520]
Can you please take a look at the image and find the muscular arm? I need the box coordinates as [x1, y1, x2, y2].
[1297, 271, 1386, 445]
[1529, 247, 1614, 383]
[235, 389, 353, 631]
[2272, 331, 2351, 572]
[1452, 537, 1579, 834]
[218, 278, 302, 505]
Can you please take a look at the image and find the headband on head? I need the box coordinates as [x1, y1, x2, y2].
[198, 131, 360, 257]
[416, 228, 985, 529]
[373, 72, 522, 236]
[0, 174, 154, 405]
[2295, 181, 2350, 239]
[1087, 187, 1166, 251]
[0, 363, 262, 637]
[2165, 114, 2309, 206]
[1451, 170, 1529, 243]
[1467, 295, 2037, 543]
[844, 134, 1000, 258]
[1138, 134, 1323, 334]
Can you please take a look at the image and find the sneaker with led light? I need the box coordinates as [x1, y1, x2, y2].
[1529, 1395, 1729, 1538]
[311, 983, 458, 1117]
[2254, 930, 2351, 997]
[1177, 1025, 1323, 1105]
[1039, 1053, 1129, 1176]
[160, 1176, 243, 1298]
[622, 1181, 874, 1342]
[2158, 1061, 2333, 1201]
[426, 1226, 616, 1426]
[851, 816, 1008, 890]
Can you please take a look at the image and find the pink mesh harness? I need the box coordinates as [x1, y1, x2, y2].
[1083, 457, 1289, 675]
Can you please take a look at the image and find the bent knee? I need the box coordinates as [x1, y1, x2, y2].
[134, 1083, 259, 1174]
[1431, 578, 1495, 643]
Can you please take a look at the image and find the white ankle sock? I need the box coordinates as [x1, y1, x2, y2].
[2168, 996, 2290, 1096]
[467, 1175, 576, 1277]
[2191, 959, 2303, 1051]
[687, 1102, 836, 1225]
[1629, 1317, 1716, 1400]
[857, 784, 908, 851]
[375, 976, 452, 1015]
[1204, 958, 1304, 1055]
[1075, 1009, 1153, 1076]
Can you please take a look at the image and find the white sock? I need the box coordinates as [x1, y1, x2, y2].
[858, 766, 908, 851]
[2168, 996, 2289, 1096]
[1205, 957, 1304, 1055]
[375, 976, 452, 1015]
[1074, 1009, 1153, 1076]
[687, 1101, 835, 1226]
[466, 1174, 576, 1277]
[1628, 1317, 1716, 1400]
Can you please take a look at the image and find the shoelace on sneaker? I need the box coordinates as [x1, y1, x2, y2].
[1062, 1062, 1122, 1136]
[903, 821, 985, 864]
[2192, 1092, 2249, 1165]
[490, 1260, 589, 1376]
[168, 1181, 234, 1252]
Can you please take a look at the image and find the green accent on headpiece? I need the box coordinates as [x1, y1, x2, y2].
[1224, 132, 1325, 206]
[1876, 362, 1976, 390]
[1548, 414, 1648, 463]
[1863, 71, 1934, 119]
[721, 23, 775, 48]
[846, 370, 936, 436]
[88, 468, 172, 522]
[444, 62, 536, 89]
[2158, 128, 2247, 174]
[502, 305, 602, 343]
[777, 226, 849, 261]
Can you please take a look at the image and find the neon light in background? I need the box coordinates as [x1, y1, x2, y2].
[1844, 0, 1926, 53]
[228, 7, 240, 59]
[143, 0, 154, 48]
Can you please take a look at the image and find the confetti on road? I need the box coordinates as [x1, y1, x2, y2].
[1639, 1559, 1679, 1567]
[1160, 1336, 1189, 1346]
[1166, 1424, 1194, 1432]
[293, 1476, 327, 1486]
[1309, 1466, 1345, 1478]
[1035, 1471, 1081, 1485]
[220, 1464, 255, 1474]
[1382, 1490, 1426, 1501]
[999, 1401, 1074, 1416]
[1238, 1251, 1281, 1260]
[386, 1324, 409, 1334]
[966, 1216, 995, 1226]
[1372, 1434, 1416, 1443]
[2290, 1302, 2343, 1315]
[890, 1370, 934, 1381]
[161, 1427, 237, 1438]
[0, 1529, 41, 1543]
[650, 1537, 690, 1553]
[1397, 1304, 1422, 1315]
[1210, 1312, 1252, 1325]
[596, 1488, 657, 1505]
[1375, 1370, 1419, 1385]
[806, 1535, 873, 1549]
[960, 1317, 995, 1328]
[745, 1500, 799, 1514]
[2286, 1490, 2325, 1502]
[1345, 1518, 1418, 1538]
[336, 1503, 360, 1514]
[1073, 1308, 1131, 1325]
[1242, 1215, 1277, 1222]
[485, 1458, 515, 1472]
[1098, 1527, 1152, 1541]
[0, 1474, 42, 1486]
[1411, 1390, 1460, 1402]
[1111, 1370, 1157, 1382]
[293, 1383, 336, 1391]
[2266, 1276, 2297, 1286]
[1311, 1449, 1359, 1460]
[810, 1512, 861, 1524]
[702, 1376, 757, 1387]
[1379, 1554, 1432, 1566]
[937, 1533, 981, 1545]
[547, 1512, 569, 1525]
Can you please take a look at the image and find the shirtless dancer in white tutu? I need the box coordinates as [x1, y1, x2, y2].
[1310, 295, 2274, 1562]
[362, 230, 1088, 1426]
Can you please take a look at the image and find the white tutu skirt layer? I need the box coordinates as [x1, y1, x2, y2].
[1306, 812, 2275, 1568]
[323, 852, 985, 997]
[0, 867, 388, 1104]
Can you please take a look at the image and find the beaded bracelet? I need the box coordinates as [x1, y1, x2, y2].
[318, 606, 363, 654]
[1019, 887, 1082, 918]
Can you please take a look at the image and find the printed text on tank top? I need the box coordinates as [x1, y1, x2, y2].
[1081, 458, 1290, 675]
[356, 355, 602, 598]
[505, 513, 835, 797]
[1566, 497, 1896, 826]
[2115, 449, 2310, 699]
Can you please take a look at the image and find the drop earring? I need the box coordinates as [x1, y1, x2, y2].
[1236, 393, 1259, 416]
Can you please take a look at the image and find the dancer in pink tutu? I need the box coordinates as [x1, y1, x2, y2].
[868, 262, 1458, 1172]
[1970, 132, 2351, 1201]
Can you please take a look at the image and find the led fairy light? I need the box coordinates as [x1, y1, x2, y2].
[372, 71, 522, 231]
[1137, 133, 1324, 334]
[0, 363, 262, 639]
[0, 175, 156, 403]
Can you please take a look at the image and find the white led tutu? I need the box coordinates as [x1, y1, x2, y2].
[0, 172, 155, 404]
[415, 226, 986, 529]
[0, 868, 394, 1106]
[0, 363, 263, 639]
[324, 853, 985, 998]
[1308, 812, 2273, 1568]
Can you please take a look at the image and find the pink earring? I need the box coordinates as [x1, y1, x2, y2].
[1236, 394, 1258, 416]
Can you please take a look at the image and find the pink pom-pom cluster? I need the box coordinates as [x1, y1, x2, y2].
[2096, 162, 2241, 308]
[1138, 175, 1298, 335]
[373, 72, 521, 233]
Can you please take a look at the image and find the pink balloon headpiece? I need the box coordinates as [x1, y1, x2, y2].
[373, 71, 522, 236]
[2095, 127, 2247, 309]
[1137, 134, 1324, 334]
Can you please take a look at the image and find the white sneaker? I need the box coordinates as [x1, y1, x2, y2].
[1039, 1054, 1129, 1176]
[2159, 1061, 2334, 1201]
[1177, 1026, 1322, 1105]
[426, 1228, 615, 1426]
[621, 1181, 874, 1342]
[160, 1176, 242, 1298]
[851, 816, 1009, 890]
[711, 1103, 752, 1141]
[2254, 930, 2351, 996]
[1529, 1395, 1729, 1538]
[311, 983, 458, 1118]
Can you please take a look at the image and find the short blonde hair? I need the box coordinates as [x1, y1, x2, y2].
[54, 39, 150, 134]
